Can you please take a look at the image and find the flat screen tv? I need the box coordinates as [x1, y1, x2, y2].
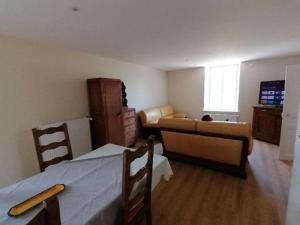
[259, 80, 285, 106]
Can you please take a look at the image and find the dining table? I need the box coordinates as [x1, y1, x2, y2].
[0, 143, 173, 225]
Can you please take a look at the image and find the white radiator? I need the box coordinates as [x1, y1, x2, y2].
[209, 113, 240, 122]
[38, 117, 92, 159]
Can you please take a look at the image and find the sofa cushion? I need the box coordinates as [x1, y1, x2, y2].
[162, 115, 174, 119]
[139, 108, 162, 124]
[196, 121, 251, 137]
[162, 114, 188, 119]
[172, 113, 187, 118]
[160, 105, 174, 117]
[158, 118, 196, 131]
[196, 121, 253, 154]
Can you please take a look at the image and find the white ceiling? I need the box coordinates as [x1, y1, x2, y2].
[0, 0, 300, 70]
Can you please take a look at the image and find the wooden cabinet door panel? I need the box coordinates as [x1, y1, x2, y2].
[255, 114, 279, 141]
[90, 116, 106, 148]
[252, 107, 282, 145]
[103, 81, 125, 145]
[87, 81, 102, 113]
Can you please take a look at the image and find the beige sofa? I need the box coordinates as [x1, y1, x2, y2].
[139, 105, 187, 138]
[158, 118, 253, 178]
[139, 105, 187, 128]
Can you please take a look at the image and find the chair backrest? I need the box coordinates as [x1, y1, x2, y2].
[32, 123, 73, 172]
[27, 196, 61, 225]
[122, 140, 154, 225]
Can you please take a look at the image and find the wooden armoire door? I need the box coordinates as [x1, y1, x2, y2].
[102, 80, 124, 145]
[252, 106, 282, 145]
[87, 78, 125, 149]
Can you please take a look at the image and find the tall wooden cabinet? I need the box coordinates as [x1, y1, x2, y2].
[252, 106, 283, 145]
[87, 78, 137, 149]
[87, 78, 124, 149]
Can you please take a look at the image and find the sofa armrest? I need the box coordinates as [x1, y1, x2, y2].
[173, 113, 187, 118]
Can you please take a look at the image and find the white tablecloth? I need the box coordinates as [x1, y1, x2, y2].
[0, 144, 173, 225]
[74, 144, 173, 190]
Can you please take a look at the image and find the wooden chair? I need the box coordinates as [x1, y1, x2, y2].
[32, 123, 73, 172]
[122, 140, 154, 225]
[27, 196, 61, 225]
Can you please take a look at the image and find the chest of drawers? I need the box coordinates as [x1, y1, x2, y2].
[123, 108, 137, 146]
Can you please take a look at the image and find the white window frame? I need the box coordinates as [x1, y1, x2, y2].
[204, 64, 240, 112]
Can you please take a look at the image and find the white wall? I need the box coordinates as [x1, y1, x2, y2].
[167, 55, 300, 122]
[0, 36, 168, 187]
[240, 56, 300, 122]
[167, 68, 205, 119]
[286, 99, 300, 225]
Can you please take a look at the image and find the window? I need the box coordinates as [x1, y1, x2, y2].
[204, 64, 240, 112]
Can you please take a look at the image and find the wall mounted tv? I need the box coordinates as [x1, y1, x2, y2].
[259, 80, 285, 106]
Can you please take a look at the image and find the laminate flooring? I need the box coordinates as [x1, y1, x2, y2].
[151, 140, 292, 225]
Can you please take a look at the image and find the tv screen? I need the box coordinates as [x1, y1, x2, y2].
[259, 80, 285, 106]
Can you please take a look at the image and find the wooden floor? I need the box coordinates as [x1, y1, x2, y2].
[151, 140, 292, 225]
